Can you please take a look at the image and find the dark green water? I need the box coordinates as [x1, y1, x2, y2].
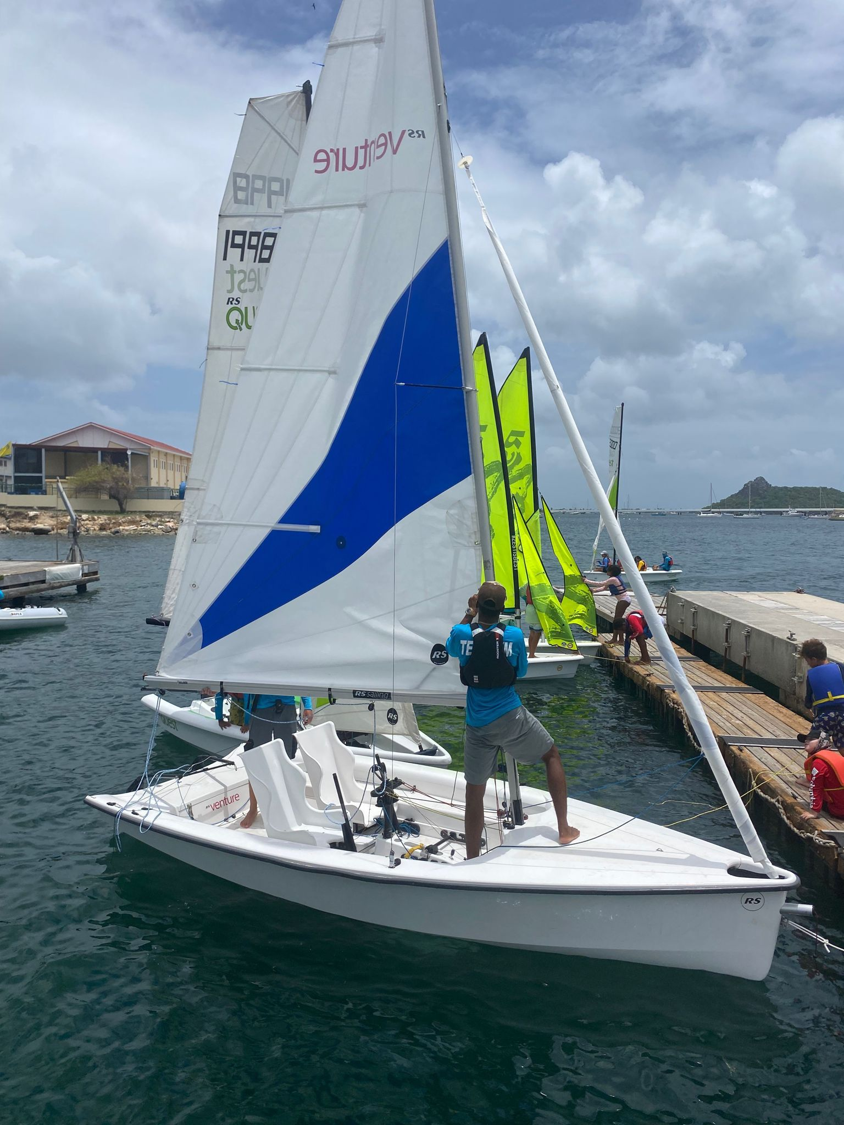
[3, 519, 844, 1124]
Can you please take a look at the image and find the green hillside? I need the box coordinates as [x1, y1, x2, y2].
[709, 476, 844, 510]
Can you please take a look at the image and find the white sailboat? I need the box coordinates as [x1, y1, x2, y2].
[583, 405, 683, 584]
[698, 484, 721, 517]
[142, 693, 451, 766]
[88, 0, 800, 980]
[732, 479, 762, 518]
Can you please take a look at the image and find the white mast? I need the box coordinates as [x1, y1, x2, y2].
[459, 155, 775, 872]
[423, 0, 493, 576]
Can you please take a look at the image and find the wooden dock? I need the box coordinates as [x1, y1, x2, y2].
[592, 593, 844, 890]
[0, 559, 100, 602]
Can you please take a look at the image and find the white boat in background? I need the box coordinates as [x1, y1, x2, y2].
[699, 484, 721, 517]
[0, 605, 68, 631]
[142, 694, 452, 766]
[537, 639, 600, 665]
[587, 408, 684, 582]
[784, 509, 804, 517]
[583, 566, 682, 586]
[88, 0, 801, 980]
[733, 480, 762, 518]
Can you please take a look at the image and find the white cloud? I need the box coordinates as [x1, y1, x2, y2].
[0, 0, 317, 393]
[3, 0, 844, 503]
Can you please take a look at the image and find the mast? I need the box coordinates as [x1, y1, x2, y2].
[612, 401, 624, 563]
[302, 79, 313, 120]
[423, 0, 494, 578]
[459, 155, 776, 874]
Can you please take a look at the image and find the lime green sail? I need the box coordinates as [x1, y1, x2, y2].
[473, 334, 519, 609]
[513, 499, 577, 651]
[541, 497, 597, 637]
[497, 349, 541, 549]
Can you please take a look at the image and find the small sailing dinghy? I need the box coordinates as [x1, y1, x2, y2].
[494, 347, 600, 667]
[0, 605, 68, 631]
[141, 693, 452, 766]
[473, 337, 582, 682]
[584, 405, 683, 583]
[88, 0, 800, 980]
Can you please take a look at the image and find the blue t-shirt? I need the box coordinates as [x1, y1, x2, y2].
[446, 622, 527, 727]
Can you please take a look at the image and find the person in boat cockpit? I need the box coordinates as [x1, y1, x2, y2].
[446, 581, 579, 860]
[214, 692, 314, 829]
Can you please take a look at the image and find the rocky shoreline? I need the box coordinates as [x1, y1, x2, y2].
[0, 507, 178, 536]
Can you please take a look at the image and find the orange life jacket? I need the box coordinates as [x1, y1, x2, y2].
[803, 748, 844, 788]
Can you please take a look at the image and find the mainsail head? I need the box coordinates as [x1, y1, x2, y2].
[160, 90, 309, 620]
[155, 0, 481, 704]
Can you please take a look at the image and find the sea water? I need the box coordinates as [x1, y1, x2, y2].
[2, 518, 843, 1124]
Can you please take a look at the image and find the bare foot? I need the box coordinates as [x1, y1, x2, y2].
[240, 808, 258, 829]
[799, 809, 819, 821]
[558, 826, 580, 845]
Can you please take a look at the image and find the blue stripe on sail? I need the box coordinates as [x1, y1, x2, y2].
[197, 239, 470, 649]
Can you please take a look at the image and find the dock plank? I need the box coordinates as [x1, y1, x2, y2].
[594, 624, 844, 890]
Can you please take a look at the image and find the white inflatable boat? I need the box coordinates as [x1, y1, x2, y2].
[0, 606, 68, 631]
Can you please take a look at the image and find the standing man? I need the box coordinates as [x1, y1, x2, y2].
[446, 581, 580, 859]
[215, 692, 314, 829]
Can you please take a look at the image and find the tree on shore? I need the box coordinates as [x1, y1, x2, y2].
[67, 464, 139, 513]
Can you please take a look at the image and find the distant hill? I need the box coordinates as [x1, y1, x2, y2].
[709, 476, 844, 510]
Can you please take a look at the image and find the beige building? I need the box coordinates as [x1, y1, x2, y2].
[7, 423, 192, 495]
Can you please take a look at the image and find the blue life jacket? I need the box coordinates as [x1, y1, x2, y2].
[807, 662, 844, 711]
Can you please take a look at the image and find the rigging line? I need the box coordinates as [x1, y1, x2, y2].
[498, 754, 705, 851]
[114, 693, 163, 851]
[663, 762, 793, 827]
[783, 919, 844, 955]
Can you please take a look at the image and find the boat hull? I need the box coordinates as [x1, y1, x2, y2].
[90, 802, 791, 980]
[524, 653, 582, 680]
[584, 569, 682, 585]
[142, 695, 452, 767]
[0, 606, 68, 631]
[537, 640, 601, 666]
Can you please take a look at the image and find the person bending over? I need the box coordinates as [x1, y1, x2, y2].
[446, 581, 579, 859]
[586, 563, 630, 645]
[624, 609, 652, 664]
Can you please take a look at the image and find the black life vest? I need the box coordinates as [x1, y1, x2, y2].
[459, 624, 517, 689]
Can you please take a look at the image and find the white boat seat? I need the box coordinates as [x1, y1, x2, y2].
[241, 738, 341, 845]
[296, 722, 369, 817]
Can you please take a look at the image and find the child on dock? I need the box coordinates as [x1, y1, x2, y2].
[801, 733, 844, 821]
[801, 638, 844, 749]
[587, 564, 630, 645]
[623, 609, 652, 664]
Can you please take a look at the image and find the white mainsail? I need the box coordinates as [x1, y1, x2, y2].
[153, 0, 482, 703]
[160, 90, 310, 620]
[590, 403, 622, 568]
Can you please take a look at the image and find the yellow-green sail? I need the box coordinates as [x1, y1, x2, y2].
[474, 335, 518, 608]
[497, 349, 541, 547]
[513, 499, 577, 651]
[542, 497, 597, 637]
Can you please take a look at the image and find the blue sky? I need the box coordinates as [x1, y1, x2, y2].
[3, 0, 844, 505]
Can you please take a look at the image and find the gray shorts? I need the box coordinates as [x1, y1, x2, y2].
[247, 702, 298, 758]
[463, 706, 554, 786]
